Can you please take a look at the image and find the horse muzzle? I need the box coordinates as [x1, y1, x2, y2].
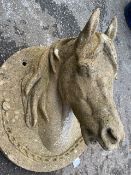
[99, 124, 125, 150]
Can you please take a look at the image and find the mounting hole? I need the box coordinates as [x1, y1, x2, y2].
[22, 61, 27, 66]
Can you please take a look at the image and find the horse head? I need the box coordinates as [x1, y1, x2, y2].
[52, 8, 125, 150]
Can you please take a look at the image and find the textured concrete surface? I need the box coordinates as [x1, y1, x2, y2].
[0, 0, 130, 174]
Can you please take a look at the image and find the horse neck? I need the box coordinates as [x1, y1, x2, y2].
[57, 41, 76, 106]
[46, 38, 76, 124]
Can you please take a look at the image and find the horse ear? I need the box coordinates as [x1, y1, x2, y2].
[76, 8, 100, 47]
[49, 46, 60, 73]
[105, 17, 117, 40]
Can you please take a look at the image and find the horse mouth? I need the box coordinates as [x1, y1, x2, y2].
[82, 129, 98, 146]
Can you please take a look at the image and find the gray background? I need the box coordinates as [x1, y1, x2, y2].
[0, 0, 130, 174]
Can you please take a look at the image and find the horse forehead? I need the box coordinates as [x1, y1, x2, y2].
[78, 33, 117, 72]
[96, 33, 117, 62]
[84, 33, 116, 56]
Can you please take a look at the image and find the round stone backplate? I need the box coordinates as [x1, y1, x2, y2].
[0, 47, 86, 172]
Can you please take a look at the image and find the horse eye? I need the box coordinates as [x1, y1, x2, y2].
[77, 65, 90, 77]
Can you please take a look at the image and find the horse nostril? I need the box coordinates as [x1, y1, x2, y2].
[101, 125, 124, 150]
[106, 128, 118, 144]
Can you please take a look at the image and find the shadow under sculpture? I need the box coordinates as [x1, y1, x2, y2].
[0, 9, 125, 172]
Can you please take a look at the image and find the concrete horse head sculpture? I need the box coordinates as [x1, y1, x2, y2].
[22, 8, 125, 153]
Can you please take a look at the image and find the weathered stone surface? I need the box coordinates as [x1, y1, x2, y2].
[0, 8, 125, 172]
[0, 0, 130, 175]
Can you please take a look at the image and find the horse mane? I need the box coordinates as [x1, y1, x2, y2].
[21, 48, 50, 128]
